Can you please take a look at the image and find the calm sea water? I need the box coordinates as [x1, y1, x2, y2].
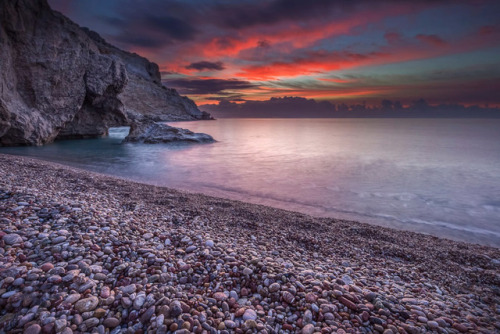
[2, 118, 500, 247]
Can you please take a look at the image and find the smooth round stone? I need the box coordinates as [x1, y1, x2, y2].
[242, 267, 253, 275]
[65, 294, 81, 304]
[185, 245, 197, 253]
[303, 310, 313, 324]
[12, 277, 25, 286]
[103, 317, 120, 328]
[143, 233, 154, 240]
[2, 290, 17, 298]
[245, 319, 257, 328]
[73, 314, 83, 325]
[94, 308, 107, 318]
[305, 293, 317, 303]
[269, 283, 281, 293]
[82, 317, 99, 330]
[302, 324, 315, 334]
[52, 236, 66, 243]
[3, 233, 23, 245]
[55, 319, 67, 332]
[75, 296, 99, 312]
[418, 316, 428, 323]
[25, 324, 41, 334]
[140, 306, 156, 323]
[427, 321, 439, 329]
[214, 292, 227, 301]
[170, 301, 183, 316]
[224, 320, 237, 329]
[243, 309, 257, 321]
[205, 240, 214, 247]
[41, 263, 54, 272]
[100, 287, 110, 298]
[47, 275, 62, 283]
[133, 293, 146, 309]
[282, 291, 295, 303]
[120, 284, 136, 294]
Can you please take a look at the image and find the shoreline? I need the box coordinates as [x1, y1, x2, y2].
[1, 153, 499, 333]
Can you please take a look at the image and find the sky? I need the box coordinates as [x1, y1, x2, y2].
[48, 0, 500, 107]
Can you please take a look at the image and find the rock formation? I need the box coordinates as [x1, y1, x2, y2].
[124, 122, 215, 144]
[0, 0, 210, 146]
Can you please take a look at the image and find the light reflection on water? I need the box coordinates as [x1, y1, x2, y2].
[2, 118, 500, 247]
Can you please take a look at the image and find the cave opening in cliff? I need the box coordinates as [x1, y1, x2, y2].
[55, 92, 128, 141]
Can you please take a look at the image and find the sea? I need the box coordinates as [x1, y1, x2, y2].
[2, 118, 500, 247]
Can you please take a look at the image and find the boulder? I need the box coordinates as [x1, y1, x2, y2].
[124, 122, 215, 144]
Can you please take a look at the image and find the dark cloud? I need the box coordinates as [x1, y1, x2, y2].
[186, 61, 225, 71]
[216, 0, 347, 29]
[72, 2, 199, 49]
[205, 96, 247, 102]
[165, 78, 256, 95]
[202, 95, 500, 118]
[114, 35, 165, 48]
[146, 15, 197, 41]
[214, 0, 462, 30]
[201, 96, 339, 118]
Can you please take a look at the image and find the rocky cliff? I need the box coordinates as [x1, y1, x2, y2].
[0, 0, 209, 146]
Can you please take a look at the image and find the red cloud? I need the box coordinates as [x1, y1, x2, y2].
[416, 34, 447, 47]
[384, 32, 401, 45]
[479, 25, 499, 36]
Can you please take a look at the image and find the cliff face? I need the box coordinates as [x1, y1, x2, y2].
[0, 0, 206, 146]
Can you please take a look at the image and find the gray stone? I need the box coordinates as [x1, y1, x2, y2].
[243, 309, 257, 321]
[55, 319, 67, 332]
[302, 324, 315, 334]
[25, 324, 41, 334]
[3, 233, 22, 245]
[75, 296, 99, 312]
[123, 122, 214, 144]
[103, 317, 120, 328]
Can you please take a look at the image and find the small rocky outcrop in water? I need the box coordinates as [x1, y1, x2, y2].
[124, 122, 215, 144]
[0, 0, 211, 146]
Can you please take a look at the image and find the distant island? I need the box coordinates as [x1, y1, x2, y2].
[201, 96, 500, 118]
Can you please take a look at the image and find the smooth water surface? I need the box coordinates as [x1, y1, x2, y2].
[2, 118, 500, 247]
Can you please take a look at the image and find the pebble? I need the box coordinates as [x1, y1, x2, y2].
[75, 296, 99, 312]
[214, 292, 227, 301]
[25, 324, 41, 334]
[243, 309, 257, 321]
[41, 263, 54, 272]
[269, 282, 281, 292]
[3, 233, 22, 245]
[282, 291, 295, 303]
[428, 320, 439, 329]
[103, 317, 120, 328]
[55, 319, 67, 332]
[302, 324, 315, 334]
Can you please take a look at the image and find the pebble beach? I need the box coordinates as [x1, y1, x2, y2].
[0, 153, 499, 334]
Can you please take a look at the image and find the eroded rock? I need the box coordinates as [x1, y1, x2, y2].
[0, 0, 209, 146]
[124, 122, 214, 144]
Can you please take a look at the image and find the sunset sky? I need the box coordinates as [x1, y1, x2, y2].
[49, 0, 500, 107]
